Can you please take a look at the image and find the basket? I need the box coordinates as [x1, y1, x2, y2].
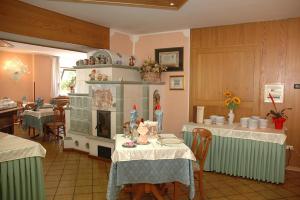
[141, 72, 161, 82]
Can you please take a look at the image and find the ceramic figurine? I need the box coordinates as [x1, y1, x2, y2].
[89, 69, 96, 81]
[97, 73, 102, 81]
[95, 57, 101, 64]
[129, 56, 136, 66]
[89, 56, 95, 65]
[83, 59, 89, 65]
[102, 74, 108, 81]
[130, 104, 138, 130]
[155, 104, 163, 133]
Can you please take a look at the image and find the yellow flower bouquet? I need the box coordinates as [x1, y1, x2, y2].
[224, 91, 241, 110]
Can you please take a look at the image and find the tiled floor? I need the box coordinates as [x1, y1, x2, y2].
[15, 126, 300, 200]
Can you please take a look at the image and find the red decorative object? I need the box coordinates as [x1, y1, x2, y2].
[155, 104, 161, 110]
[273, 117, 286, 129]
[133, 104, 137, 110]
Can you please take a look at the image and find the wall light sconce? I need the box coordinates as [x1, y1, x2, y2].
[3, 57, 29, 80]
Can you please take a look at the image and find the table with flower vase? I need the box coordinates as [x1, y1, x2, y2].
[22, 108, 54, 136]
[0, 132, 46, 200]
[182, 122, 286, 184]
[107, 134, 196, 200]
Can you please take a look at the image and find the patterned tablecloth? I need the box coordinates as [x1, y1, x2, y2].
[107, 134, 196, 200]
[182, 123, 286, 184]
[0, 132, 46, 200]
[22, 108, 54, 134]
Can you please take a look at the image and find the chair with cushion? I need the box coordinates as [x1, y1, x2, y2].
[44, 106, 65, 141]
[173, 128, 212, 200]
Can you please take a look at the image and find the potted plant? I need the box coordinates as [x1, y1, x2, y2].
[224, 91, 241, 124]
[266, 93, 291, 129]
[139, 58, 167, 82]
[68, 77, 76, 93]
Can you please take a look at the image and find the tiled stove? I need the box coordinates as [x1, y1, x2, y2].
[64, 50, 164, 159]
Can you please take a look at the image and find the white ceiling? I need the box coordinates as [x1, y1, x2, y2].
[0, 40, 87, 59]
[22, 0, 300, 34]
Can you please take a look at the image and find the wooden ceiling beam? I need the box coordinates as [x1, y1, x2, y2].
[0, 0, 110, 49]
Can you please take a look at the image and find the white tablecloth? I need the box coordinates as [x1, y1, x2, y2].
[111, 134, 196, 163]
[0, 132, 46, 162]
[182, 122, 286, 145]
[23, 108, 54, 118]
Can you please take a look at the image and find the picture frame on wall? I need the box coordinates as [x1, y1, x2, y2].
[155, 47, 183, 71]
[169, 75, 184, 90]
[264, 84, 284, 103]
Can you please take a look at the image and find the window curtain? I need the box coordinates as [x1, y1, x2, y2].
[51, 56, 60, 98]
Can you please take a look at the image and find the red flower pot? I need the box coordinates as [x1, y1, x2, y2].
[272, 117, 286, 129]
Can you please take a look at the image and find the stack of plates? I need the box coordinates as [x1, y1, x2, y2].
[209, 115, 218, 124]
[240, 117, 249, 128]
[216, 116, 225, 125]
[259, 119, 268, 128]
[248, 119, 258, 129]
[204, 119, 212, 125]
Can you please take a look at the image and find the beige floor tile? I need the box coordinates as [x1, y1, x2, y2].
[75, 186, 93, 194]
[76, 179, 93, 186]
[93, 185, 107, 193]
[73, 194, 93, 200]
[260, 190, 283, 199]
[233, 185, 255, 193]
[46, 188, 57, 196]
[242, 192, 266, 200]
[59, 180, 76, 187]
[46, 195, 54, 200]
[226, 194, 248, 200]
[45, 175, 61, 182]
[53, 195, 73, 200]
[93, 192, 107, 199]
[56, 187, 75, 195]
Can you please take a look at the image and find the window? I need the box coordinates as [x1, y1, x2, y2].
[60, 69, 76, 95]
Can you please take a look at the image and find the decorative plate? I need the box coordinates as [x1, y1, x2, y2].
[122, 142, 136, 148]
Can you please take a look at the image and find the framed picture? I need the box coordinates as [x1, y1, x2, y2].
[264, 84, 284, 103]
[169, 75, 184, 90]
[155, 47, 183, 71]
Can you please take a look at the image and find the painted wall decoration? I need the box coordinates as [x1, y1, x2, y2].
[92, 86, 116, 109]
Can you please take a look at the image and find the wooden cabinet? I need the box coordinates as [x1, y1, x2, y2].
[0, 108, 18, 134]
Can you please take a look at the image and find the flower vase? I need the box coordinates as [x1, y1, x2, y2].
[228, 109, 235, 124]
[272, 117, 286, 129]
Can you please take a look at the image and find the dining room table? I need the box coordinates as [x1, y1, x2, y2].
[182, 122, 286, 184]
[0, 132, 46, 200]
[107, 133, 196, 200]
[22, 108, 54, 137]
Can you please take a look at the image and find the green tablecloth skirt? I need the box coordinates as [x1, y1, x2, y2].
[183, 132, 285, 184]
[0, 157, 45, 200]
[22, 115, 53, 134]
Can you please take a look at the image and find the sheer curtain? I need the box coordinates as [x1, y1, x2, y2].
[51, 56, 60, 98]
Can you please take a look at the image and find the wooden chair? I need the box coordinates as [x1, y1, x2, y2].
[44, 106, 66, 141]
[23, 103, 36, 137]
[173, 128, 212, 200]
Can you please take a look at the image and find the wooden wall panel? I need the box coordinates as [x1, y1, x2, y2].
[190, 18, 300, 167]
[0, 0, 109, 49]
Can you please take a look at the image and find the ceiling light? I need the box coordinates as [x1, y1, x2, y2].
[170, 2, 175, 6]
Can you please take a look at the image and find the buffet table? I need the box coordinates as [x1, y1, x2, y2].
[107, 134, 196, 200]
[0, 132, 46, 200]
[22, 108, 54, 135]
[182, 123, 286, 184]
